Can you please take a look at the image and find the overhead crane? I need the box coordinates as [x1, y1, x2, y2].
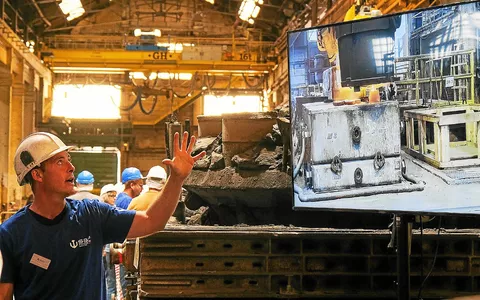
[41, 35, 276, 75]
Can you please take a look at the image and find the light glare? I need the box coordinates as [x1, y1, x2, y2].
[52, 85, 121, 119]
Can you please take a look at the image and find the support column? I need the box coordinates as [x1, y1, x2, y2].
[440, 125, 450, 164]
[23, 66, 36, 137]
[418, 120, 426, 154]
[0, 66, 12, 215]
[7, 59, 24, 207]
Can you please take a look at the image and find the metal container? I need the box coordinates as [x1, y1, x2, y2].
[311, 156, 402, 192]
[301, 101, 402, 191]
[303, 102, 401, 163]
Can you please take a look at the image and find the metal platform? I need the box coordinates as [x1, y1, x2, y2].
[129, 226, 480, 299]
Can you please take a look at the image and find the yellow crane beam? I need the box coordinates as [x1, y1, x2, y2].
[42, 49, 275, 74]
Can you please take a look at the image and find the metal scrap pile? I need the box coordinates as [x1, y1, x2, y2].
[192, 125, 285, 171]
[181, 124, 292, 226]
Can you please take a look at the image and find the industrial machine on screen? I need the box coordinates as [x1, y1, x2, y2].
[289, 1, 480, 212]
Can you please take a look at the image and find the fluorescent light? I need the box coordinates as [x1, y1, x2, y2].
[157, 43, 183, 52]
[205, 0, 214, 3]
[178, 73, 192, 80]
[59, 0, 85, 21]
[50, 67, 129, 74]
[157, 72, 192, 80]
[66, 7, 85, 21]
[252, 6, 261, 18]
[238, 0, 262, 24]
[129, 72, 147, 80]
[149, 72, 157, 80]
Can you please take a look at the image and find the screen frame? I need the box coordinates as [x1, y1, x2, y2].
[287, 0, 480, 216]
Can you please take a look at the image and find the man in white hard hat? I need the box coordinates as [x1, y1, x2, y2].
[0, 131, 205, 300]
[100, 184, 117, 205]
[99, 183, 124, 299]
[128, 165, 167, 211]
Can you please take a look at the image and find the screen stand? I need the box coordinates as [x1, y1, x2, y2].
[397, 215, 413, 300]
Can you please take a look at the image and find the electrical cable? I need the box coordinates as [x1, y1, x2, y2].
[117, 93, 140, 111]
[417, 216, 442, 300]
[204, 73, 216, 94]
[138, 95, 158, 115]
[224, 73, 232, 96]
[170, 72, 198, 98]
[87, 75, 109, 85]
[293, 132, 306, 179]
[242, 73, 264, 88]
[206, 73, 216, 89]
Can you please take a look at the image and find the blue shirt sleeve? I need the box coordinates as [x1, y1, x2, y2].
[114, 193, 132, 210]
[84, 200, 136, 245]
[0, 226, 15, 283]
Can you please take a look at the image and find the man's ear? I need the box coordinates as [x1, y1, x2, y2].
[31, 169, 44, 182]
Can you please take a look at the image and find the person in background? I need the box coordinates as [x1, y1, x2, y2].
[114, 167, 144, 209]
[69, 170, 100, 201]
[100, 183, 126, 300]
[100, 184, 117, 206]
[128, 166, 167, 211]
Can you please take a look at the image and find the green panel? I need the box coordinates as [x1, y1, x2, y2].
[70, 151, 119, 192]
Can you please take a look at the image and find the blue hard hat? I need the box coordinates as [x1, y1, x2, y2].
[121, 167, 145, 184]
[76, 170, 94, 185]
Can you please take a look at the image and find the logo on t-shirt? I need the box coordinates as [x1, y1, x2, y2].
[70, 236, 92, 249]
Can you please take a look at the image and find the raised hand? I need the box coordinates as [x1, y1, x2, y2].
[162, 132, 206, 181]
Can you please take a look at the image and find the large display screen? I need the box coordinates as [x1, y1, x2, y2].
[289, 1, 480, 215]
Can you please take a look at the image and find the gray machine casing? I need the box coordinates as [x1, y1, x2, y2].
[302, 101, 402, 192]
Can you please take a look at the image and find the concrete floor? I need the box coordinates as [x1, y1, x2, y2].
[294, 153, 480, 216]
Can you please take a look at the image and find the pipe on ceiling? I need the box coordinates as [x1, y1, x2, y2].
[30, 0, 52, 27]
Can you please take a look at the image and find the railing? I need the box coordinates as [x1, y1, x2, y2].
[0, 0, 39, 48]
[395, 49, 476, 105]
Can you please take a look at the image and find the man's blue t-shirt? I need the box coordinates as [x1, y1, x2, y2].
[115, 192, 133, 209]
[0, 199, 136, 300]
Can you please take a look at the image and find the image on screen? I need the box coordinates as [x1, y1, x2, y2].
[289, 1, 480, 215]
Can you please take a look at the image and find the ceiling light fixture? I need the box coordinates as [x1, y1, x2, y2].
[238, 0, 263, 24]
[59, 0, 85, 21]
[134, 29, 161, 37]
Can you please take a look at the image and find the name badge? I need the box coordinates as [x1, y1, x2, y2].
[30, 253, 51, 270]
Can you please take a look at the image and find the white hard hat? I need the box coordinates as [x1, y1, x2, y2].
[146, 165, 167, 180]
[14, 132, 74, 186]
[100, 184, 116, 196]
